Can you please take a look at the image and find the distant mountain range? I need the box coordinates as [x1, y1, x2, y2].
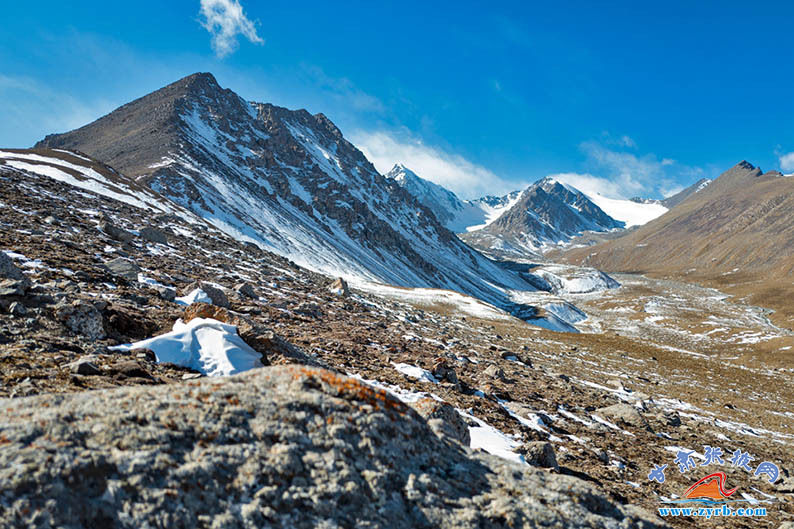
[387, 163, 680, 258]
[459, 178, 624, 258]
[384, 163, 522, 233]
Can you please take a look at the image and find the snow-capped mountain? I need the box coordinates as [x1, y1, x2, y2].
[460, 177, 623, 257]
[385, 163, 521, 232]
[36, 73, 536, 309]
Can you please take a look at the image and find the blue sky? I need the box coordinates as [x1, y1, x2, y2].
[2, 0, 793, 200]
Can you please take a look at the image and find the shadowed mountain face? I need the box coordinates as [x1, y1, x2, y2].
[36, 73, 535, 306]
[460, 178, 623, 258]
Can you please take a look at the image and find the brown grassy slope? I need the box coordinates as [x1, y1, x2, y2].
[563, 161, 794, 326]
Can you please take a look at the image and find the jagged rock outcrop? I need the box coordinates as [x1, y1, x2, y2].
[0, 365, 666, 528]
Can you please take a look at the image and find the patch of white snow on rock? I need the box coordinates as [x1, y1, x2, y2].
[110, 318, 263, 377]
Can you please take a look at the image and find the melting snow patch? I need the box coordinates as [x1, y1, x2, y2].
[392, 363, 439, 383]
[457, 409, 526, 466]
[137, 273, 169, 289]
[109, 318, 263, 377]
[175, 288, 212, 306]
[347, 373, 440, 404]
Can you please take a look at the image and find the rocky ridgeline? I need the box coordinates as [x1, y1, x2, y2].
[0, 365, 664, 529]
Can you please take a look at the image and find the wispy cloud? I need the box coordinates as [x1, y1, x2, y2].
[576, 137, 702, 199]
[199, 0, 263, 58]
[778, 151, 794, 173]
[545, 172, 625, 199]
[351, 130, 518, 200]
[0, 74, 114, 146]
[300, 65, 384, 113]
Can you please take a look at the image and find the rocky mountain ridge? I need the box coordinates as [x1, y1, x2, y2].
[36, 73, 536, 313]
[460, 177, 623, 258]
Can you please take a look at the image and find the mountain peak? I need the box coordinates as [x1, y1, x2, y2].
[386, 163, 418, 182]
[169, 72, 223, 97]
[735, 160, 757, 172]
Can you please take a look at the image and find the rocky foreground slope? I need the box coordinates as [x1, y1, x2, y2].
[2, 150, 793, 528]
[0, 365, 664, 529]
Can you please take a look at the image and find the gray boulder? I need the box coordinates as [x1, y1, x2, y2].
[0, 366, 666, 529]
[55, 300, 105, 340]
[139, 227, 168, 244]
[596, 403, 650, 431]
[105, 258, 141, 282]
[99, 221, 134, 242]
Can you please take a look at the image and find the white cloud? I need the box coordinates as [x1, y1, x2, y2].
[351, 130, 517, 200]
[546, 172, 625, 199]
[779, 151, 794, 173]
[199, 0, 263, 58]
[577, 140, 702, 199]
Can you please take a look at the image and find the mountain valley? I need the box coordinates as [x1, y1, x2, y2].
[1, 74, 793, 528]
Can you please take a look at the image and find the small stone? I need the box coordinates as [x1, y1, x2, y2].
[8, 302, 26, 316]
[139, 227, 168, 244]
[329, 277, 350, 297]
[69, 360, 102, 376]
[182, 373, 203, 380]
